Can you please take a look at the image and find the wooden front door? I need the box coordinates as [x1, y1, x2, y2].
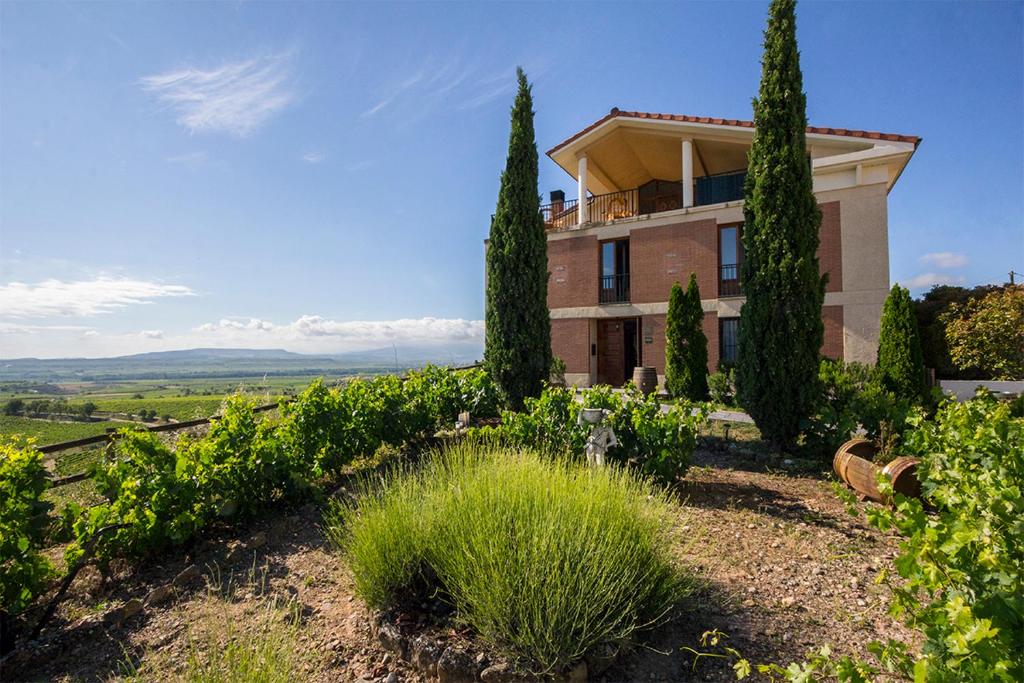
[597, 318, 641, 386]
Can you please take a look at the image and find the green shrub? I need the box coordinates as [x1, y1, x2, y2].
[1, 440, 55, 616]
[63, 367, 502, 567]
[878, 284, 928, 402]
[473, 385, 706, 482]
[708, 368, 735, 406]
[802, 359, 912, 460]
[665, 275, 709, 401]
[865, 393, 1023, 681]
[329, 441, 691, 673]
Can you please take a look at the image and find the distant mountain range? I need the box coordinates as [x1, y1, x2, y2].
[0, 345, 483, 382]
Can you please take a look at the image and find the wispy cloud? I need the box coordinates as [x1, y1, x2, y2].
[0, 277, 195, 318]
[903, 273, 966, 289]
[344, 159, 375, 173]
[140, 53, 295, 136]
[361, 72, 425, 118]
[302, 150, 326, 164]
[165, 151, 208, 166]
[920, 252, 969, 269]
[139, 329, 165, 339]
[457, 71, 518, 110]
[359, 57, 536, 123]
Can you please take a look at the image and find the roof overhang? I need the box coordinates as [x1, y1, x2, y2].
[546, 109, 920, 194]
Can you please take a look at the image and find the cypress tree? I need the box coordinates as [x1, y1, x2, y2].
[484, 68, 551, 409]
[877, 284, 927, 401]
[665, 275, 709, 400]
[736, 0, 825, 450]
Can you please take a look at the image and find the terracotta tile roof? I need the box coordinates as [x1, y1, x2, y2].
[546, 108, 921, 156]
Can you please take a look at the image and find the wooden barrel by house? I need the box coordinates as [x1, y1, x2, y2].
[834, 438, 883, 501]
[632, 366, 658, 395]
[882, 456, 922, 500]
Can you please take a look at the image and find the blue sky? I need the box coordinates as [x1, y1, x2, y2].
[1, 1, 1021, 358]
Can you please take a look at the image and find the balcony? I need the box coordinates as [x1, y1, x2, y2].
[542, 170, 746, 230]
[599, 273, 630, 304]
[719, 263, 741, 297]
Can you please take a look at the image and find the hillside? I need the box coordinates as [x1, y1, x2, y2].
[0, 345, 482, 382]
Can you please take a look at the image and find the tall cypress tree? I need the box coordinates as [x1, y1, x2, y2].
[877, 284, 927, 402]
[484, 68, 551, 409]
[665, 274, 709, 400]
[736, 0, 824, 449]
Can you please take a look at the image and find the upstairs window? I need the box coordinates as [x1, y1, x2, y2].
[599, 239, 630, 304]
[719, 224, 743, 297]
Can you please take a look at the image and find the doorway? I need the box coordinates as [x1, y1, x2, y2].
[596, 317, 642, 386]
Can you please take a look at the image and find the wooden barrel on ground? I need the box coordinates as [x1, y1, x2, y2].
[834, 438, 883, 501]
[833, 438, 877, 478]
[882, 456, 922, 500]
[632, 366, 658, 395]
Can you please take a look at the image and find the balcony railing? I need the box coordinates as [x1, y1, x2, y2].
[599, 273, 630, 304]
[541, 170, 746, 229]
[719, 263, 741, 297]
[540, 198, 579, 229]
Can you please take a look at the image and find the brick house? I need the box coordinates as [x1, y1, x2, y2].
[541, 109, 919, 387]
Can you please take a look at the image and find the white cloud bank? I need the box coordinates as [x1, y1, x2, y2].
[140, 53, 294, 136]
[0, 315, 484, 359]
[920, 252, 969, 269]
[0, 277, 195, 318]
[194, 315, 483, 345]
[902, 272, 966, 289]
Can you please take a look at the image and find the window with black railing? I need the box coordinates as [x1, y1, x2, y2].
[719, 224, 743, 297]
[599, 273, 630, 304]
[600, 239, 630, 304]
[719, 264, 741, 296]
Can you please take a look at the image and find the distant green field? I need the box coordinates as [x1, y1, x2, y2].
[0, 415, 121, 446]
[71, 396, 235, 420]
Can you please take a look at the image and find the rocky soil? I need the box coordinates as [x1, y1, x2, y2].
[5, 441, 914, 682]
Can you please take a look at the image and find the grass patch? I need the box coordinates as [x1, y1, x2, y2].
[328, 440, 693, 673]
[120, 566, 303, 683]
[0, 415, 121, 445]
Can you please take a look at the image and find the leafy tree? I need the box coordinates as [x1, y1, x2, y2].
[78, 401, 97, 418]
[484, 68, 550, 408]
[877, 284, 927, 402]
[914, 284, 997, 380]
[665, 275, 709, 400]
[735, 0, 824, 449]
[943, 285, 1024, 380]
[3, 399, 24, 416]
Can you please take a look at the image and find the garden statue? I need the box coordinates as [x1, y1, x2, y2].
[579, 408, 617, 466]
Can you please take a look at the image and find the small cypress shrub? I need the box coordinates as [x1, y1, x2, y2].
[877, 284, 927, 402]
[665, 275, 709, 400]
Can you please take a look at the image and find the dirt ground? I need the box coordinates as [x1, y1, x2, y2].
[5, 440, 914, 682]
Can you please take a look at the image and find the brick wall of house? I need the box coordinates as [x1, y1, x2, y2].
[641, 314, 666, 374]
[822, 305, 845, 359]
[630, 219, 718, 304]
[818, 201, 843, 293]
[641, 310, 719, 375]
[547, 235, 599, 309]
[551, 318, 590, 374]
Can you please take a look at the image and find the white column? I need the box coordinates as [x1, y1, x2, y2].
[681, 139, 694, 208]
[577, 155, 589, 225]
